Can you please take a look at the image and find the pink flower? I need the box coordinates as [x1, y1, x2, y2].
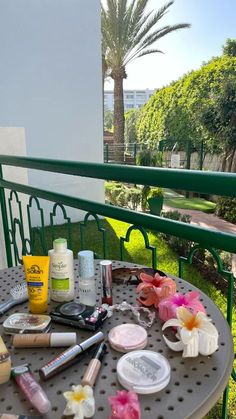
[158, 291, 206, 322]
[136, 272, 176, 308]
[108, 390, 141, 419]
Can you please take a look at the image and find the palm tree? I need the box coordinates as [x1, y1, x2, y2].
[102, 0, 191, 161]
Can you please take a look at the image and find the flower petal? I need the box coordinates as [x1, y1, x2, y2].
[82, 398, 95, 417]
[162, 318, 181, 330]
[163, 335, 184, 351]
[182, 336, 199, 358]
[199, 330, 218, 355]
[139, 272, 155, 283]
[180, 326, 197, 344]
[176, 306, 195, 324]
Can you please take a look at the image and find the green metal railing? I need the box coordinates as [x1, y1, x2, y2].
[0, 155, 235, 417]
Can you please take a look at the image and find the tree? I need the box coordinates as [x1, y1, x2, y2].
[101, 0, 190, 160]
[104, 109, 114, 130]
[222, 38, 236, 57]
[124, 108, 140, 143]
[201, 79, 236, 172]
[136, 55, 236, 160]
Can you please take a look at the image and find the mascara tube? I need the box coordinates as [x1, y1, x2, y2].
[39, 331, 104, 380]
[81, 341, 107, 387]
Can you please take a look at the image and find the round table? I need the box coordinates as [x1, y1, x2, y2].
[0, 260, 234, 419]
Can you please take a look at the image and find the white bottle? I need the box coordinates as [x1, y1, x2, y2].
[78, 250, 96, 306]
[49, 238, 75, 302]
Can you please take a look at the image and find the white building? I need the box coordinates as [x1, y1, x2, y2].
[0, 0, 103, 224]
[0, 0, 103, 267]
[104, 89, 155, 111]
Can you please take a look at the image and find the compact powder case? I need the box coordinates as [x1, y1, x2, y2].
[117, 350, 171, 394]
[108, 323, 148, 352]
[3, 313, 52, 334]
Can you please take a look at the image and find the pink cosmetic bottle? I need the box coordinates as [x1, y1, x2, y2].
[11, 364, 51, 414]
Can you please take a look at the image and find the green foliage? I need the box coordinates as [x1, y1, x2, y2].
[164, 197, 216, 213]
[104, 110, 114, 131]
[160, 210, 192, 256]
[200, 79, 236, 160]
[124, 109, 140, 144]
[136, 149, 162, 167]
[105, 181, 141, 210]
[215, 197, 236, 223]
[136, 55, 236, 154]
[148, 187, 164, 199]
[223, 38, 236, 56]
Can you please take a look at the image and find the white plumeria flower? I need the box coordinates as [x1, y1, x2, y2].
[63, 384, 95, 419]
[162, 306, 218, 357]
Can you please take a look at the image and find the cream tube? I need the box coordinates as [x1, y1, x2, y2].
[12, 333, 76, 348]
[22, 256, 50, 314]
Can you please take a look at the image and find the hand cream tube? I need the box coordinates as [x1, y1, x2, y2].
[23, 256, 50, 314]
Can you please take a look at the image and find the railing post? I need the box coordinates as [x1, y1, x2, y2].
[185, 141, 191, 198]
[104, 143, 109, 163]
[133, 143, 137, 164]
[199, 140, 204, 170]
[0, 164, 13, 267]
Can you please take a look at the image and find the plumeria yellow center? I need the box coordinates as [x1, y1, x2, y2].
[183, 314, 201, 330]
[69, 388, 86, 403]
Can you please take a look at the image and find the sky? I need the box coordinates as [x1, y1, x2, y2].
[104, 0, 236, 91]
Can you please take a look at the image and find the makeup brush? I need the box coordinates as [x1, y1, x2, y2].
[0, 282, 28, 315]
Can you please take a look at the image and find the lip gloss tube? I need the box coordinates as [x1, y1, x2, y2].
[39, 331, 104, 380]
[11, 364, 51, 414]
[100, 260, 113, 305]
[81, 341, 107, 387]
[12, 333, 76, 348]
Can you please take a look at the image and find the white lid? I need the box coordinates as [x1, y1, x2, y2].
[50, 332, 77, 347]
[78, 250, 94, 278]
[117, 350, 171, 394]
[108, 324, 147, 352]
[53, 238, 67, 252]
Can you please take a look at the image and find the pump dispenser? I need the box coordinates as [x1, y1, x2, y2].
[49, 238, 75, 302]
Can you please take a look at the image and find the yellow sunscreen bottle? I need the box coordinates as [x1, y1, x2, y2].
[23, 256, 50, 314]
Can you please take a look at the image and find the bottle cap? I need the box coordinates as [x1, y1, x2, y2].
[117, 350, 171, 394]
[50, 333, 77, 347]
[53, 238, 67, 252]
[78, 250, 94, 278]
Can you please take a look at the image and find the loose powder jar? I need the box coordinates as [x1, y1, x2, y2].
[117, 350, 171, 394]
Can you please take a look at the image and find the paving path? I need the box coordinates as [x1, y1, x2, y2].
[163, 205, 236, 276]
[163, 205, 236, 235]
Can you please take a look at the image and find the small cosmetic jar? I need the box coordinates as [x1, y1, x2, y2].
[108, 323, 147, 352]
[117, 350, 171, 394]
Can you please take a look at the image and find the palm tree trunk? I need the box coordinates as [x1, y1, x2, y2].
[111, 67, 126, 162]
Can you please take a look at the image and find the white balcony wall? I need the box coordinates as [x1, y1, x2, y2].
[0, 0, 104, 228]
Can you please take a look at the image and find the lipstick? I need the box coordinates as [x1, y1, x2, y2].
[100, 260, 113, 305]
[81, 341, 107, 387]
[39, 331, 104, 380]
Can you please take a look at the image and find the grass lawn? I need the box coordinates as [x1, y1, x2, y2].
[34, 217, 235, 418]
[164, 197, 216, 213]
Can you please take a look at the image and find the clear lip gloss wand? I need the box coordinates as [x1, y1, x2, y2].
[11, 364, 51, 414]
